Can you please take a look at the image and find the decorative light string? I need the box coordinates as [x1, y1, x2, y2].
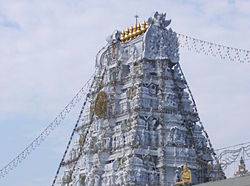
[0, 74, 94, 180]
[177, 33, 250, 64]
[216, 142, 250, 170]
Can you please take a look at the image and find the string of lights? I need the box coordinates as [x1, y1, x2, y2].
[0, 74, 94, 179]
[177, 33, 250, 64]
[216, 144, 250, 170]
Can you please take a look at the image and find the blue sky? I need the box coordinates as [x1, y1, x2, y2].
[0, 0, 250, 185]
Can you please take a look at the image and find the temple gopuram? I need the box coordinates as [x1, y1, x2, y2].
[58, 12, 226, 186]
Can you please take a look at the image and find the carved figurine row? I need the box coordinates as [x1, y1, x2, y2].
[120, 21, 149, 43]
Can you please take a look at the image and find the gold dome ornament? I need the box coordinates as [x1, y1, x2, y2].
[94, 91, 108, 118]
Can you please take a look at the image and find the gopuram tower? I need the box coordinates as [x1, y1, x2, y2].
[58, 12, 225, 186]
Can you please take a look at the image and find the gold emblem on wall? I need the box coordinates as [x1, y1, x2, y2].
[94, 91, 108, 118]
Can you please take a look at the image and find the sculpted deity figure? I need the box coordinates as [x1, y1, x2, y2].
[105, 137, 111, 150]
[141, 129, 146, 145]
[62, 170, 71, 185]
[175, 163, 192, 186]
[94, 174, 101, 186]
[181, 163, 192, 184]
[170, 127, 178, 143]
[149, 171, 156, 184]
[150, 130, 156, 146]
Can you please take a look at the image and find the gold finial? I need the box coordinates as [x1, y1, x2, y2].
[128, 26, 133, 40]
[132, 24, 138, 38]
[122, 31, 126, 42]
[141, 21, 147, 32]
[123, 28, 129, 42]
[120, 31, 125, 42]
[137, 23, 142, 35]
